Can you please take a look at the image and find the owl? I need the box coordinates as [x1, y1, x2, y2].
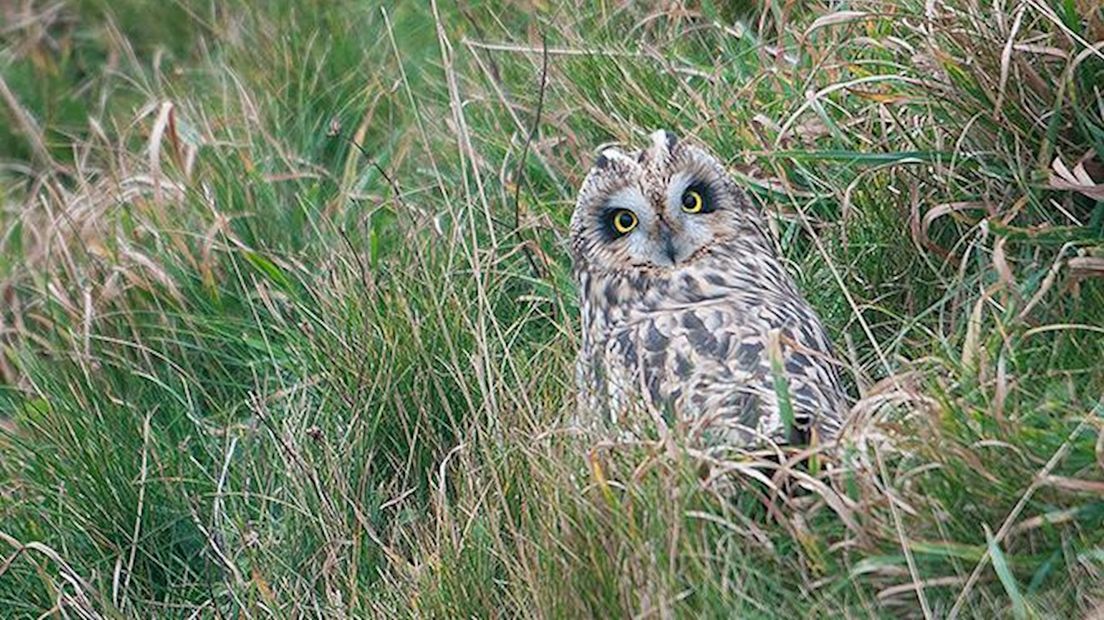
[571, 130, 847, 448]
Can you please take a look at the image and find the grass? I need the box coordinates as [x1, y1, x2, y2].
[1, 0, 1102, 617]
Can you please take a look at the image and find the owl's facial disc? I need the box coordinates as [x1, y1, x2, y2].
[571, 130, 753, 276]
[594, 173, 723, 270]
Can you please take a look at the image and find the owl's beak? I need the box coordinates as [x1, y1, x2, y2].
[655, 219, 679, 265]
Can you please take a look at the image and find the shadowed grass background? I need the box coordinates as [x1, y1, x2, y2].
[1, 0, 1103, 617]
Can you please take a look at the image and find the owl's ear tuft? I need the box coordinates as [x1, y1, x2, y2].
[663, 130, 678, 152]
[595, 148, 634, 170]
[649, 129, 678, 154]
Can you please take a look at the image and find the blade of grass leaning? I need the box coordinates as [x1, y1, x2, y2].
[984, 524, 1029, 620]
[766, 328, 796, 436]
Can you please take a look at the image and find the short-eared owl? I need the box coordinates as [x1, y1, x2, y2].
[571, 130, 846, 447]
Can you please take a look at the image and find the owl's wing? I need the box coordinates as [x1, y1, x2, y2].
[671, 303, 846, 444]
[748, 321, 847, 442]
[579, 301, 847, 445]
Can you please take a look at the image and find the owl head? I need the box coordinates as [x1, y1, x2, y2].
[570, 130, 766, 278]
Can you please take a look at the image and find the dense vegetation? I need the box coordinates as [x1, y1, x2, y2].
[1, 1, 1102, 617]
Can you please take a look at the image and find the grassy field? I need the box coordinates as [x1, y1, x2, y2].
[1, 0, 1103, 617]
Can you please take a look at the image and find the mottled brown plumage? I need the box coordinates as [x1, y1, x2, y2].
[571, 130, 846, 446]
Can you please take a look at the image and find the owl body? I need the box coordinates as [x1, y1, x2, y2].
[572, 131, 846, 446]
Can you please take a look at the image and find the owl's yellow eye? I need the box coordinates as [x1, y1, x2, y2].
[681, 189, 704, 213]
[612, 209, 638, 234]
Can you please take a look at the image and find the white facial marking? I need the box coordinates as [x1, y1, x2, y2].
[605, 186, 647, 213]
[666, 171, 695, 210]
[649, 129, 669, 153]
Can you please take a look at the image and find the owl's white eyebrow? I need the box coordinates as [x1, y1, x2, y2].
[603, 186, 647, 210]
[666, 171, 700, 203]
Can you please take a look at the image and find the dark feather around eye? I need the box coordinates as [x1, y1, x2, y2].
[682, 181, 717, 213]
[598, 206, 635, 240]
